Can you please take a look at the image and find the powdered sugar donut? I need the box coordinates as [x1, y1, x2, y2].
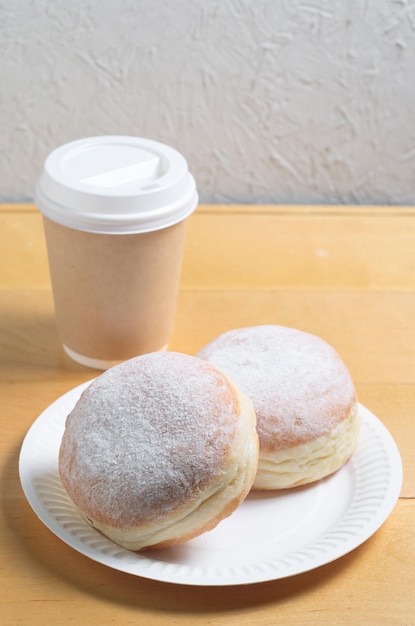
[197, 325, 359, 490]
[59, 352, 258, 550]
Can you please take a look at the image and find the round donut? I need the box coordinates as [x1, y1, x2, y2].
[59, 351, 258, 550]
[196, 325, 360, 490]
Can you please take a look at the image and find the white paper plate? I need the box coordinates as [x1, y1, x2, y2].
[19, 381, 402, 586]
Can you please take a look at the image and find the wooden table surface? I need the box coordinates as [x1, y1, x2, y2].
[0, 203, 414, 626]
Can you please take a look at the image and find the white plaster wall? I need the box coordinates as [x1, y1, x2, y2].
[1, 0, 415, 205]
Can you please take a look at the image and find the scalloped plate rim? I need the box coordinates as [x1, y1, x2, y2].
[19, 380, 402, 586]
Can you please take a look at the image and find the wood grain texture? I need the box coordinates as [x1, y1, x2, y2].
[0, 204, 413, 625]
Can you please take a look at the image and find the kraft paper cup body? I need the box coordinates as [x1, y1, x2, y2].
[35, 136, 198, 369]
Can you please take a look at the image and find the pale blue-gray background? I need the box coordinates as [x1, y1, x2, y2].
[1, 0, 415, 205]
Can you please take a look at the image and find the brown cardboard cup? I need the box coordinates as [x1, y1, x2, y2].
[35, 136, 198, 369]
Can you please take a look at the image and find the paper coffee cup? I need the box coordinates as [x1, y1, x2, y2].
[35, 136, 198, 369]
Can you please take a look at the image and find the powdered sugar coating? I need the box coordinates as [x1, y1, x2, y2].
[59, 352, 242, 528]
[197, 325, 357, 452]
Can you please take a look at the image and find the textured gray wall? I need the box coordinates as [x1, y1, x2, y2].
[1, 0, 415, 205]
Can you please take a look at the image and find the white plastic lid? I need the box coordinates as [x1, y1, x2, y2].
[35, 136, 198, 234]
